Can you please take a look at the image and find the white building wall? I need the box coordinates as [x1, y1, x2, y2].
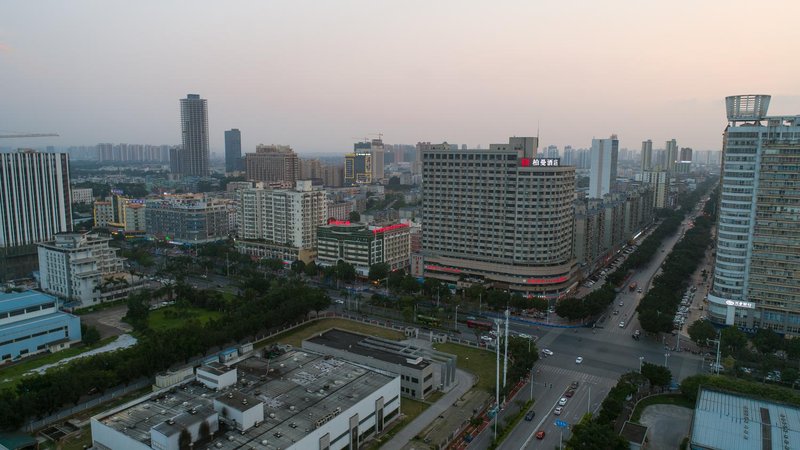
[90, 419, 154, 450]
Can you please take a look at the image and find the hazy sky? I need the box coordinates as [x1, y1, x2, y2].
[2, 1, 799, 155]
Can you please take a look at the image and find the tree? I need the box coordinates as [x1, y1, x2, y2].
[554, 297, 587, 321]
[752, 328, 784, 354]
[290, 260, 306, 275]
[348, 211, 361, 222]
[721, 327, 748, 356]
[566, 414, 629, 450]
[334, 260, 357, 282]
[81, 324, 101, 345]
[688, 320, 716, 347]
[368, 263, 390, 283]
[529, 297, 548, 312]
[304, 261, 318, 277]
[641, 362, 672, 387]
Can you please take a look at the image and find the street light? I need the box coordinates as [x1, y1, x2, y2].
[454, 304, 460, 331]
[664, 352, 670, 368]
[639, 356, 645, 373]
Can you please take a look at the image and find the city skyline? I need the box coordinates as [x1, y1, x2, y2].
[2, 1, 799, 154]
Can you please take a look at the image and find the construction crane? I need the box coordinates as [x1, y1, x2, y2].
[0, 132, 59, 139]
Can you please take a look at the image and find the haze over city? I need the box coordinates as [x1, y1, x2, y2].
[2, 0, 798, 154]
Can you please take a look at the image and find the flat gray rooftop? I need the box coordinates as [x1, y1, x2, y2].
[95, 349, 395, 449]
[305, 328, 431, 369]
[691, 388, 800, 450]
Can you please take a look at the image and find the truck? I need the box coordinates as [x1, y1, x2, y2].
[629, 281, 638, 292]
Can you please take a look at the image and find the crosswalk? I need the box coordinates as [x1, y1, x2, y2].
[536, 365, 613, 387]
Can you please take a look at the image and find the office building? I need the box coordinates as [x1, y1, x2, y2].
[323, 164, 344, 187]
[641, 140, 653, 172]
[344, 151, 372, 185]
[0, 150, 72, 281]
[245, 144, 299, 186]
[589, 135, 619, 198]
[224, 128, 242, 173]
[106, 195, 147, 237]
[97, 143, 171, 162]
[708, 95, 800, 334]
[93, 201, 114, 228]
[91, 349, 400, 450]
[0, 291, 81, 362]
[317, 222, 411, 275]
[689, 388, 800, 449]
[146, 195, 230, 244]
[665, 139, 678, 172]
[178, 94, 210, 177]
[303, 328, 456, 401]
[421, 137, 576, 298]
[37, 232, 129, 306]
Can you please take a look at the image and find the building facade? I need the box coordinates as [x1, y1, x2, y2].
[178, 94, 210, 177]
[641, 139, 653, 172]
[38, 232, 127, 306]
[589, 135, 619, 198]
[344, 151, 372, 185]
[0, 291, 81, 362]
[245, 145, 299, 185]
[71, 188, 93, 204]
[93, 201, 114, 228]
[708, 94, 800, 334]
[665, 139, 678, 172]
[317, 222, 411, 275]
[224, 128, 242, 173]
[236, 180, 327, 251]
[146, 195, 231, 244]
[421, 138, 576, 298]
[641, 171, 669, 208]
[0, 150, 72, 281]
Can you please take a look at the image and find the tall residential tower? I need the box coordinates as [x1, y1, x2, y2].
[708, 95, 800, 334]
[178, 94, 210, 177]
[589, 135, 619, 198]
[224, 128, 242, 173]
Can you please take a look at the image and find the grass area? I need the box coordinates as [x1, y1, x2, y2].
[255, 318, 404, 349]
[148, 306, 222, 331]
[0, 336, 116, 390]
[365, 398, 428, 450]
[630, 394, 694, 422]
[433, 342, 495, 392]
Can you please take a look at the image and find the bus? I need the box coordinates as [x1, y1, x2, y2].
[466, 319, 494, 331]
[416, 315, 440, 327]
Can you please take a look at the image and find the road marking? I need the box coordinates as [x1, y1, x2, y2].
[518, 394, 565, 450]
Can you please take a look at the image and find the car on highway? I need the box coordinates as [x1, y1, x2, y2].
[517, 333, 531, 339]
[480, 335, 494, 343]
[525, 410, 536, 421]
[565, 389, 575, 398]
[570, 381, 579, 389]
[558, 397, 568, 406]
[575, 356, 583, 364]
[542, 349, 554, 356]
[334, 299, 345, 304]
[619, 301, 624, 307]
[613, 309, 619, 315]
[619, 321, 625, 328]
[554, 406, 563, 415]
[535, 430, 545, 440]
[637, 288, 643, 293]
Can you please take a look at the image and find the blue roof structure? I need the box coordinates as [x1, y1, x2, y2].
[0, 290, 58, 316]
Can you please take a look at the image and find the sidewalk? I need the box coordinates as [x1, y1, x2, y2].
[381, 369, 475, 450]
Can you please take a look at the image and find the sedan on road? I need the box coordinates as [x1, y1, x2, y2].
[535, 430, 545, 440]
[554, 406, 563, 415]
[558, 397, 568, 406]
[525, 410, 536, 421]
[619, 321, 625, 328]
[542, 349, 554, 356]
[575, 356, 583, 364]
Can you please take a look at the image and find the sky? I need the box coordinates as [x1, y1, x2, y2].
[1, 0, 799, 155]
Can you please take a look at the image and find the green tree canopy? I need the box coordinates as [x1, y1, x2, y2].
[368, 262, 390, 282]
[641, 362, 672, 387]
[688, 320, 716, 347]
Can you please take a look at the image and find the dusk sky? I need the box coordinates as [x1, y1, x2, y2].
[2, 1, 798, 155]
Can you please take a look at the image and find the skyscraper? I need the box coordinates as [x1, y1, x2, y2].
[707, 94, 800, 334]
[421, 137, 576, 298]
[224, 129, 242, 173]
[0, 150, 72, 280]
[245, 145, 299, 186]
[179, 94, 209, 177]
[665, 138, 678, 172]
[641, 139, 653, 172]
[679, 147, 693, 163]
[589, 135, 619, 198]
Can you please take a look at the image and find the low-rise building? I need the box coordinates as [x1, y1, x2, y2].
[93, 200, 114, 228]
[0, 290, 81, 362]
[316, 222, 411, 275]
[302, 328, 456, 401]
[91, 349, 400, 450]
[71, 188, 93, 204]
[37, 232, 130, 306]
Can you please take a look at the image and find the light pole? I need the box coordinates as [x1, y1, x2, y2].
[454, 305, 460, 331]
[639, 356, 645, 373]
[664, 352, 670, 368]
[530, 365, 535, 401]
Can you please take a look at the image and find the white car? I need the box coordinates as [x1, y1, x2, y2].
[575, 356, 583, 364]
[517, 333, 531, 339]
[554, 406, 563, 415]
[558, 397, 568, 406]
[542, 349, 554, 356]
[619, 321, 625, 328]
[480, 335, 494, 342]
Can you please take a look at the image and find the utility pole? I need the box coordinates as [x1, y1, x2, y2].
[530, 365, 534, 401]
[454, 305, 459, 331]
[503, 309, 509, 387]
[494, 318, 501, 442]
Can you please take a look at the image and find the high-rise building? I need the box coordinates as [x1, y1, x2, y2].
[589, 135, 619, 198]
[641, 171, 669, 208]
[245, 145, 299, 186]
[299, 158, 324, 181]
[641, 139, 653, 171]
[0, 150, 72, 280]
[224, 129, 242, 173]
[562, 145, 574, 166]
[179, 94, 210, 177]
[708, 95, 800, 334]
[679, 147, 693, 163]
[344, 151, 372, 185]
[421, 138, 575, 298]
[545, 145, 559, 159]
[665, 139, 678, 172]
